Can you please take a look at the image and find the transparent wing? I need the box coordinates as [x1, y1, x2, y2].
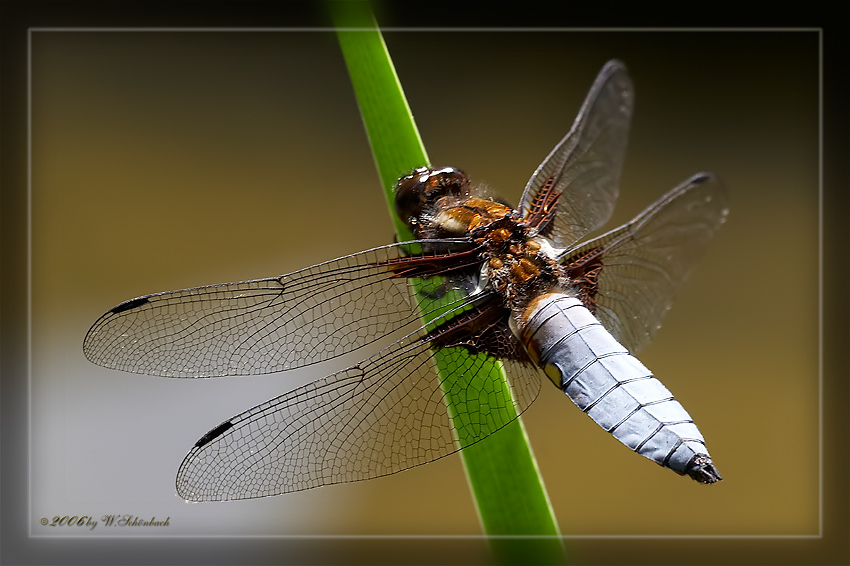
[563, 173, 729, 354]
[83, 240, 478, 377]
[519, 60, 633, 248]
[175, 312, 542, 501]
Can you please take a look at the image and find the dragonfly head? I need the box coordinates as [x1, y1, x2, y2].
[394, 166, 469, 231]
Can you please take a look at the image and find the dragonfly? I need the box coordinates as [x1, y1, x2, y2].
[84, 60, 728, 501]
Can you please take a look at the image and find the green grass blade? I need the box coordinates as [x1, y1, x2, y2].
[334, 4, 565, 563]
[332, 7, 425, 242]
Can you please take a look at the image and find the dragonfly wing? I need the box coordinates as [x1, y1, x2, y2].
[83, 239, 479, 377]
[175, 305, 542, 500]
[519, 60, 633, 248]
[562, 173, 729, 354]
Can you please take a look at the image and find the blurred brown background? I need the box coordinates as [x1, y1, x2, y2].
[25, 26, 822, 563]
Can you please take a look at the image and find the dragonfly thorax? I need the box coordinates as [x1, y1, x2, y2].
[431, 197, 514, 237]
[486, 236, 568, 314]
[394, 166, 571, 314]
[449, 213, 571, 314]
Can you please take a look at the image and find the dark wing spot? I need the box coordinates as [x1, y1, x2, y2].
[109, 296, 150, 314]
[194, 420, 234, 448]
[426, 298, 530, 364]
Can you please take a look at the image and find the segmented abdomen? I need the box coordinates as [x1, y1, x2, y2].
[515, 294, 720, 483]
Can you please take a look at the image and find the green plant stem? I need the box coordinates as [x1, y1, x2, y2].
[334, 4, 565, 564]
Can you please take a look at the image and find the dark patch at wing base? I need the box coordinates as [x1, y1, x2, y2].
[564, 246, 604, 313]
[425, 297, 531, 365]
[523, 176, 561, 237]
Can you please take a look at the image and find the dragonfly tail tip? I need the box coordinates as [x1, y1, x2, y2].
[686, 455, 722, 484]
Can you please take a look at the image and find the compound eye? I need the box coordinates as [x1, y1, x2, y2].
[394, 166, 469, 227]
